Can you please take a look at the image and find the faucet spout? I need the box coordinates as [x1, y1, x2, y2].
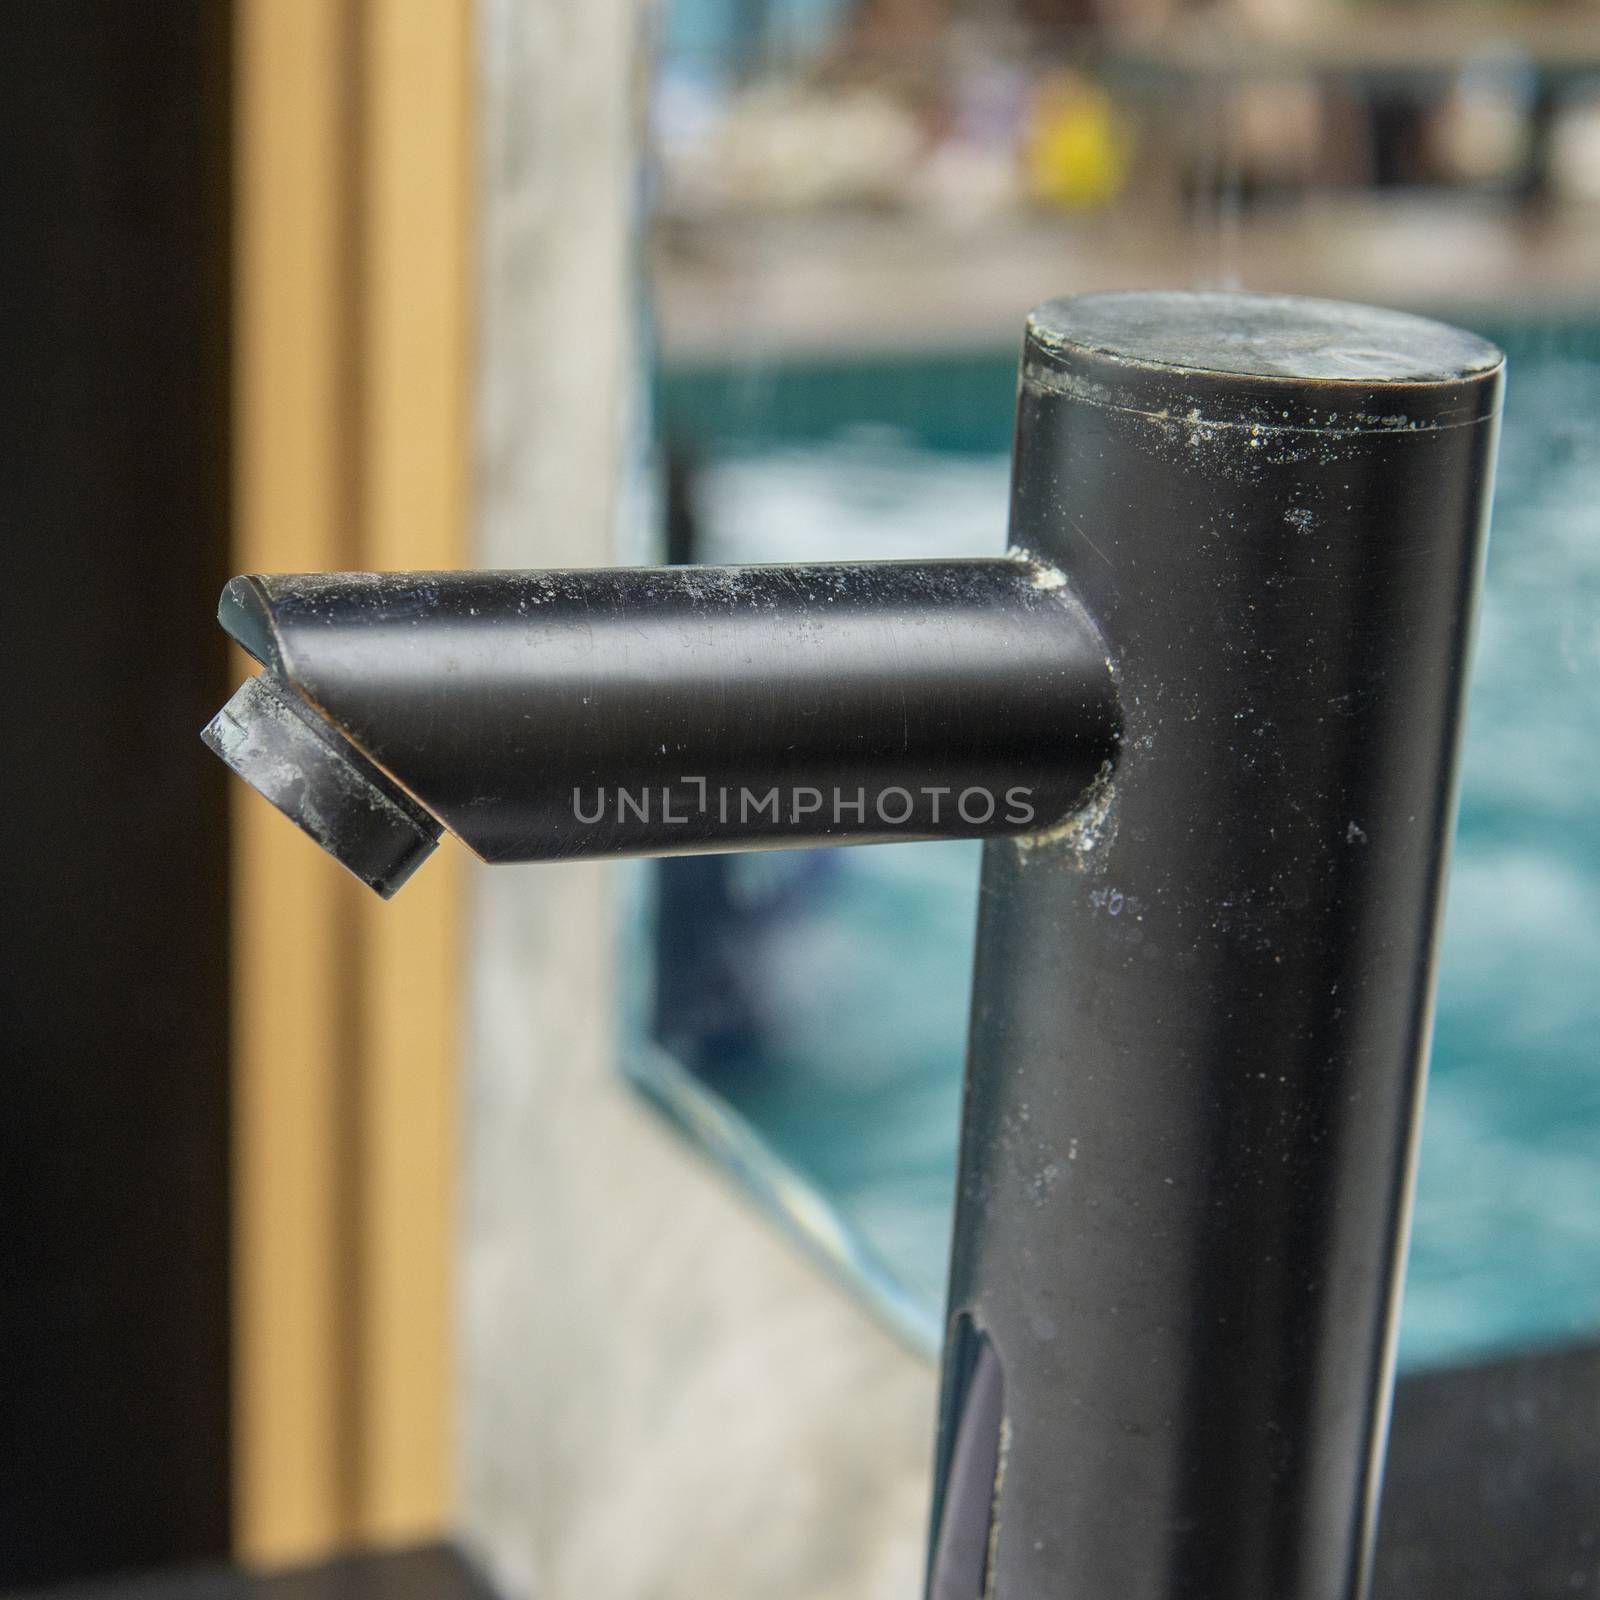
[204, 556, 1120, 890]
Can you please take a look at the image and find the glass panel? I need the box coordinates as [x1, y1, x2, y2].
[630, 0, 1600, 1368]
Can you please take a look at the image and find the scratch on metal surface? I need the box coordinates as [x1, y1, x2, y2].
[982, 1413, 1013, 1600]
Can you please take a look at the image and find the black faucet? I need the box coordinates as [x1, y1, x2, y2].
[204, 290, 1503, 1600]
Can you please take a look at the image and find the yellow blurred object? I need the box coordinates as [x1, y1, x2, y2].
[1024, 74, 1130, 212]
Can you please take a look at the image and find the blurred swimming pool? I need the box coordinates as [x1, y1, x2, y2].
[631, 321, 1600, 1369]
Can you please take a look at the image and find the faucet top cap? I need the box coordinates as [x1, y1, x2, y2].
[1024, 290, 1503, 431]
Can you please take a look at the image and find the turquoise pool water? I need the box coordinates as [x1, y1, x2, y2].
[635, 322, 1600, 1369]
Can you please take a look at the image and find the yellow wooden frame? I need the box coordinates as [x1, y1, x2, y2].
[232, 0, 472, 1562]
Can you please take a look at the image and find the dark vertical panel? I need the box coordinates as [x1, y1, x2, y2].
[0, 1, 232, 1584]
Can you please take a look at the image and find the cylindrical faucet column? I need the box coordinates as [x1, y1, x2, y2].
[930, 293, 1502, 1600]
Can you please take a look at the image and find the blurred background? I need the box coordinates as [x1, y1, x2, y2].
[641, 0, 1600, 1360]
[2, 0, 1596, 1596]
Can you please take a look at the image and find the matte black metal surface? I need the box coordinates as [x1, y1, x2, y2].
[930, 293, 1503, 1600]
[928, 1325, 1007, 1600]
[1028, 290, 1502, 399]
[1375, 1343, 1600, 1600]
[214, 559, 1118, 868]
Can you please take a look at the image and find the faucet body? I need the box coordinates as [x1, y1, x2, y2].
[929, 294, 1501, 1600]
[204, 291, 1503, 1600]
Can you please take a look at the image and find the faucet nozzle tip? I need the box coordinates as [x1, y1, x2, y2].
[202, 673, 441, 899]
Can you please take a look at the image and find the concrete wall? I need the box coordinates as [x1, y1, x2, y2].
[458, 3, 935, 1593]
